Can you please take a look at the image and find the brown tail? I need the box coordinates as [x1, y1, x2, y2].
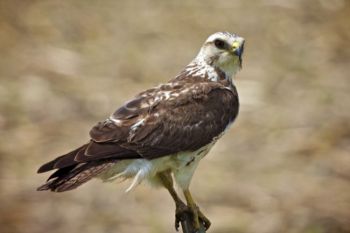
[37, 161, 115, 192]
[37, 141, 139, 192]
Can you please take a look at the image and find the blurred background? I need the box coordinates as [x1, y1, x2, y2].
[0, 0, 349, 233]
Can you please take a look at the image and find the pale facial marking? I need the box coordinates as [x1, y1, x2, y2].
[195, 32, 245, 78]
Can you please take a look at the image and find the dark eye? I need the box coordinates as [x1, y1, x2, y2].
[214, 39, 226, 49]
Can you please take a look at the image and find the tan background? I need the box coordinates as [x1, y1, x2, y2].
[0, 1, 349, 233]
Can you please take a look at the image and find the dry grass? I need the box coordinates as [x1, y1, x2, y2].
[0, 1, 349, 233]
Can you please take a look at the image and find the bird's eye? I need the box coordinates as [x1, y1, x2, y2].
[214, 39, 226, 49]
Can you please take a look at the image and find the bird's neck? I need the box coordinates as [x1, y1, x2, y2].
[182, 58, 236, 84]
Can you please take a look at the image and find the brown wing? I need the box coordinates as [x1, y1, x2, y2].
[38, 80, 238, 172]
[89, 80, 239, 159]
[37, 79, 238, 192]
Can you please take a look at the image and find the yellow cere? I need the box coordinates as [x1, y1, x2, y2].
[231, 41, 240, 50]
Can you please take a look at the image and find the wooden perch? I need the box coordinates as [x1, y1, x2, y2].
[178, 211, 206, 233]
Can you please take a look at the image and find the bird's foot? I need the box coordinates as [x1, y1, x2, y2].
[175, 201, 190, 231]
[189, 204, 211, 231]
[175, 202, 211, 232]
[197, 207, 211, 230]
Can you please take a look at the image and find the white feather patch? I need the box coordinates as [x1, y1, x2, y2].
[130, 119, 145, 131]
[98, 141, 220, 191]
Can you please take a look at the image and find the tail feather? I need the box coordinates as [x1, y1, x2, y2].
[37, 141, 140, 192]
[37, 162, 115, 192]
[37, 145, 87, 173]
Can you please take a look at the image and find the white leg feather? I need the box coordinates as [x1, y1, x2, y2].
[125, 170, 143, 193]
[105, 170, 129, 182]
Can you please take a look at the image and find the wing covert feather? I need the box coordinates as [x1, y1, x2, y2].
[89, 81, 239, 160]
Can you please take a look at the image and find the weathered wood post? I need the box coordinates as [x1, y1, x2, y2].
[179, 212, 206, 233]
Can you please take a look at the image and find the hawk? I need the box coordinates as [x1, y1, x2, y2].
[37, 32, 245, 231]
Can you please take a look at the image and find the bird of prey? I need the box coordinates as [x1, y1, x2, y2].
[37, 31, 245, 231]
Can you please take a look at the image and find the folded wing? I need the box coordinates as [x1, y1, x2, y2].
[37, 80, 238, 191]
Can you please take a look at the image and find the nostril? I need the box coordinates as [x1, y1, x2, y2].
[231, 41, 240, 50]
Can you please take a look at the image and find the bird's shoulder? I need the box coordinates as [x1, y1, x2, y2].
[110, 77, 236, 122]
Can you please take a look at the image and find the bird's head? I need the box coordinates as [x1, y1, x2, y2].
[196, 32, 245, 77]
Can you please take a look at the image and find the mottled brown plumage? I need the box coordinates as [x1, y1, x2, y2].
[37, 76, 238, 191]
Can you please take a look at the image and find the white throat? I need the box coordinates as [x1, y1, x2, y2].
[196, 48, 241, 78]
[184, 55, 237, 82]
